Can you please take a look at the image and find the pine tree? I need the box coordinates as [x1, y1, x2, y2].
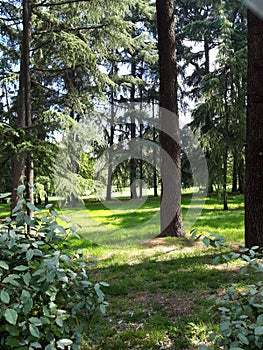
[245, 9, 263, 248]
[156, 0, 185, 237]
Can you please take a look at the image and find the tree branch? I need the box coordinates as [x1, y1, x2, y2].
[33, 0, 92, 8]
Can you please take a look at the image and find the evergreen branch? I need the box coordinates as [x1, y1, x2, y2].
[32, 64, 83, 73]
[33, 24, 107, 35]
[33, 0, 92, 8]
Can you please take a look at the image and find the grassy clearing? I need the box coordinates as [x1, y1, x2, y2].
[0, 193, 248, 349]
[64, 193, 246, 349]
[62, 192, 244, 247]
[81, 238, 255, 350]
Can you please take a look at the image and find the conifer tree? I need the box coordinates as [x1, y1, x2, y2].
[156, 0, 185, 237]
[245, 9, 263, 247]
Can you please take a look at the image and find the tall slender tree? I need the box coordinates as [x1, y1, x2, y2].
[245, 9, 263, 248]
[11, 0, 33, 211]
[156, 0, 184, 237]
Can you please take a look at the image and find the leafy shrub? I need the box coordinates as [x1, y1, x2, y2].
[210, 282, 263, 349]
[0, 187, 108, 350]
[193, 230, 263, 350]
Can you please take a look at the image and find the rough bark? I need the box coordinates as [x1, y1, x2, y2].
[11, 0, 33, 211]
[130, 60, 137, 199]
[245, 10, 263, 248]
[156, 0, 184, 237]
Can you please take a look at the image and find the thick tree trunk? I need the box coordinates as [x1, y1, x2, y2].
[156, 0, 185, 237]
[245, 10, 263, 248]
[11, 0, 33, 212]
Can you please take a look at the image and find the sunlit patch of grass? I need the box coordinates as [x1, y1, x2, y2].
[0, 192, 248, 349]
[56, 193, 245, 247]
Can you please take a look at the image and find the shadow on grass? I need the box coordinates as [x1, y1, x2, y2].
[87, 248, 253, 350]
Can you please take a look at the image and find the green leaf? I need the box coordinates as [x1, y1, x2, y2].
[4, 308, 18, 325]
[2, 274, 20, 286]
[237, 332, 249, 345]
[30, 342, 42, 349]
[29, 324, 41, 338]
[57, 339, 73, 349]
[242, 255, 251, 262]
[230, 252, 240, 260]
[257, 314, 263, 324]
[1, 289, 10, 304]
[0, 260, 9, 270]
[6, 336, 20, 346]
[0, 192, 11, 199]
[24, 215, 32, 225]
[27, 202, 42, 213]
[29, 317, 42, 326]
[17, 185, 26, 195]
[26, 249, 34, 261]
[55, 317, 63, 327]
[255, 325, 263, 336]
[44, 345, 53, 350]
[45, 204, 53, 209]
[14, 265, 29, 271]
[12, 198, 25, 214]
[23, 272, 31, 286]
[100, 281, 110, 287]
[100, 304, 106, 314]
[203, 236, 210, 247]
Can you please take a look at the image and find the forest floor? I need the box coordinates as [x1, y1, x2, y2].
[62, 193, 252, 350]
[0, 192, 252, 349]
[81, 235, 254, 350]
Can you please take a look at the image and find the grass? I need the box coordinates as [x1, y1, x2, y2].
[0, 192, 249, 349]
[63, 192, 247, 349]
[61, 192, 244, 247]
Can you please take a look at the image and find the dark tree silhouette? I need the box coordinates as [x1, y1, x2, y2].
[245, 9, 263, 247]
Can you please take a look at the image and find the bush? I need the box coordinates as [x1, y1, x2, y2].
[211, 282, 263, 349]
[0, 187, 108, 349]
[193, 230, 263, 350]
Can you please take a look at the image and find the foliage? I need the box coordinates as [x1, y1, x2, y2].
[0, 188, 108, 350]
[194, 232, 263, 350]
[191, 229, 227, 250]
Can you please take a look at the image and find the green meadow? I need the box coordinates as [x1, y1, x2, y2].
[0, 193, 249, 349]
[62, 192, 246, 349]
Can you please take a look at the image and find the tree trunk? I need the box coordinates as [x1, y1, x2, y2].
[222, 145, 229, 210]
[156, 0, 185, 237]
[106, 94, 115, 201]
[11, 0, 33, 212]
[232, 154, 238, 192]
[130, 60, 137, 199]
[245, 10, 263, 248]
[222, 69, 229, 211]
[152, 101, 158, 197]
[238, 159, 245, 194]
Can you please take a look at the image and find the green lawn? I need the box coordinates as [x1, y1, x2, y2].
[60, 192, 244, 247]
[0, 192, 248, 349]
[62, 192, 246, 349]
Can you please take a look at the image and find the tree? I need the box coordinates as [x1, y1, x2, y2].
[188, 1, 247, 206]
[156, 0, 185, 237]
[245, 9, 263, 248]
[11, 0, 33, 212]
[1, 0, 147, 209]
